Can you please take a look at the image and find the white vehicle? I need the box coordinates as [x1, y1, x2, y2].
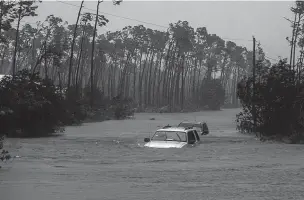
[143, 126, 201, 149]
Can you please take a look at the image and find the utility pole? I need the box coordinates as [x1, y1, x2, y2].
[252, 36, 257, 135]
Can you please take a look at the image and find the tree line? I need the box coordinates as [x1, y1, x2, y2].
[0, 0, 271, 113]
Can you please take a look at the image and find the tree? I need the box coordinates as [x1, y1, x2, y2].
[75, 13, 94, 92]
[67, 0, 84, 92]
[0, 0, 16, 43]
[90, 1, 109, 107]
[237, 60, 304, 143]
[11, 0, 40, 76]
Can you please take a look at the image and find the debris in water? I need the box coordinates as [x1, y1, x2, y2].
[113, 140, 120, 144]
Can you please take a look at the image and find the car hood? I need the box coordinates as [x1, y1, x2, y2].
[144, 141, 187, 148]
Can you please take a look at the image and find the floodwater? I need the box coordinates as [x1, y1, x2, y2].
[1, 109, 304, 200]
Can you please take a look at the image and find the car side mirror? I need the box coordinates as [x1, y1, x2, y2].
[144, 138, 150, 143]
[202, 131, 209, 135]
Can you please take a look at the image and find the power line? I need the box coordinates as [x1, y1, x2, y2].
[10, 0, 256, 50]
[265, 55, 280, 62]
[56, 0, 168, 29]
[258, 41, 282, 57]
[55, 0, 253, 43]
[222, 37, 252, 42]
[257, 41, 281, 62]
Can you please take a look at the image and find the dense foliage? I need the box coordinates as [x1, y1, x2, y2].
[0, 135, 11, 167]
[0, 69, 134, 138]
[0, 69, 67, 137]
[236, 1, 304, 143]
[237, 60, 304, 143]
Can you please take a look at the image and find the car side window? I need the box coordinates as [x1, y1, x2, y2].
[193, 130, 200, 141]
[187, 131, 196, 144]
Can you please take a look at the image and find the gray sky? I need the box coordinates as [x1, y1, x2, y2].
[22, 1, 295, 62]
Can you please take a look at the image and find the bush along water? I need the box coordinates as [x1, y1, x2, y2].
[0, 69, 135, 138]
[236, 60, 304, 144]
[0, 135, 11, 168]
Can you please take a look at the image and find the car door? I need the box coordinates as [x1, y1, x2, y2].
[193, 130, 200, 143]
[187, 131, 198, 146]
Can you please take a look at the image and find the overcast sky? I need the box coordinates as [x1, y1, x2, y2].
[21, 1, 295, 62]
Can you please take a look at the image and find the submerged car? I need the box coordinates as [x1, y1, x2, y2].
[143, 126, 201, 149]
[177, 121, 209, 135]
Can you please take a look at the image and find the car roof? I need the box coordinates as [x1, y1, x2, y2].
[157, 126, 195, 132]
[179, 121, 204, 125]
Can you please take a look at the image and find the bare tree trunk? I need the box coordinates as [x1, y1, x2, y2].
[107, 63, 112, 98]
[192, 59, 197, 100]
[0, 49, 6, 73]
[293, 13, 301, 71]
[67, 0, 84, 90]
[133, 49, 138, 101]
[162, 41, 173, 106]
[44, 44, 48, 79]
[90, 0, 101, 107]
[12, 6, 22, 76]
[290, 13, 297, 68]
[180, 56, 187, 110]
[147, 51, 155, 106]
[153, 53, 163, 107]
[138, 49, 151, 109]
[75, 24, 87, 93]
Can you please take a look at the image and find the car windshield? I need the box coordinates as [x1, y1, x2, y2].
[151, 131, 187, 142]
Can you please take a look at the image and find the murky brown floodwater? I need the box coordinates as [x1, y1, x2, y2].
[1, 108, 304, 200]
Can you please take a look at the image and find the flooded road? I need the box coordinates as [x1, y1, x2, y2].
[1, 108, 304, 200]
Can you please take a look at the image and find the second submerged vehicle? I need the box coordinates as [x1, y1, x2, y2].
[177, 121, 209, 135]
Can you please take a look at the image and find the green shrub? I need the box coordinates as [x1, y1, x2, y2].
[0, 69, 66, 137]
[0, 135, 11, 167]
[237, 60, 304, 141]
[0, 70, 136, 137]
